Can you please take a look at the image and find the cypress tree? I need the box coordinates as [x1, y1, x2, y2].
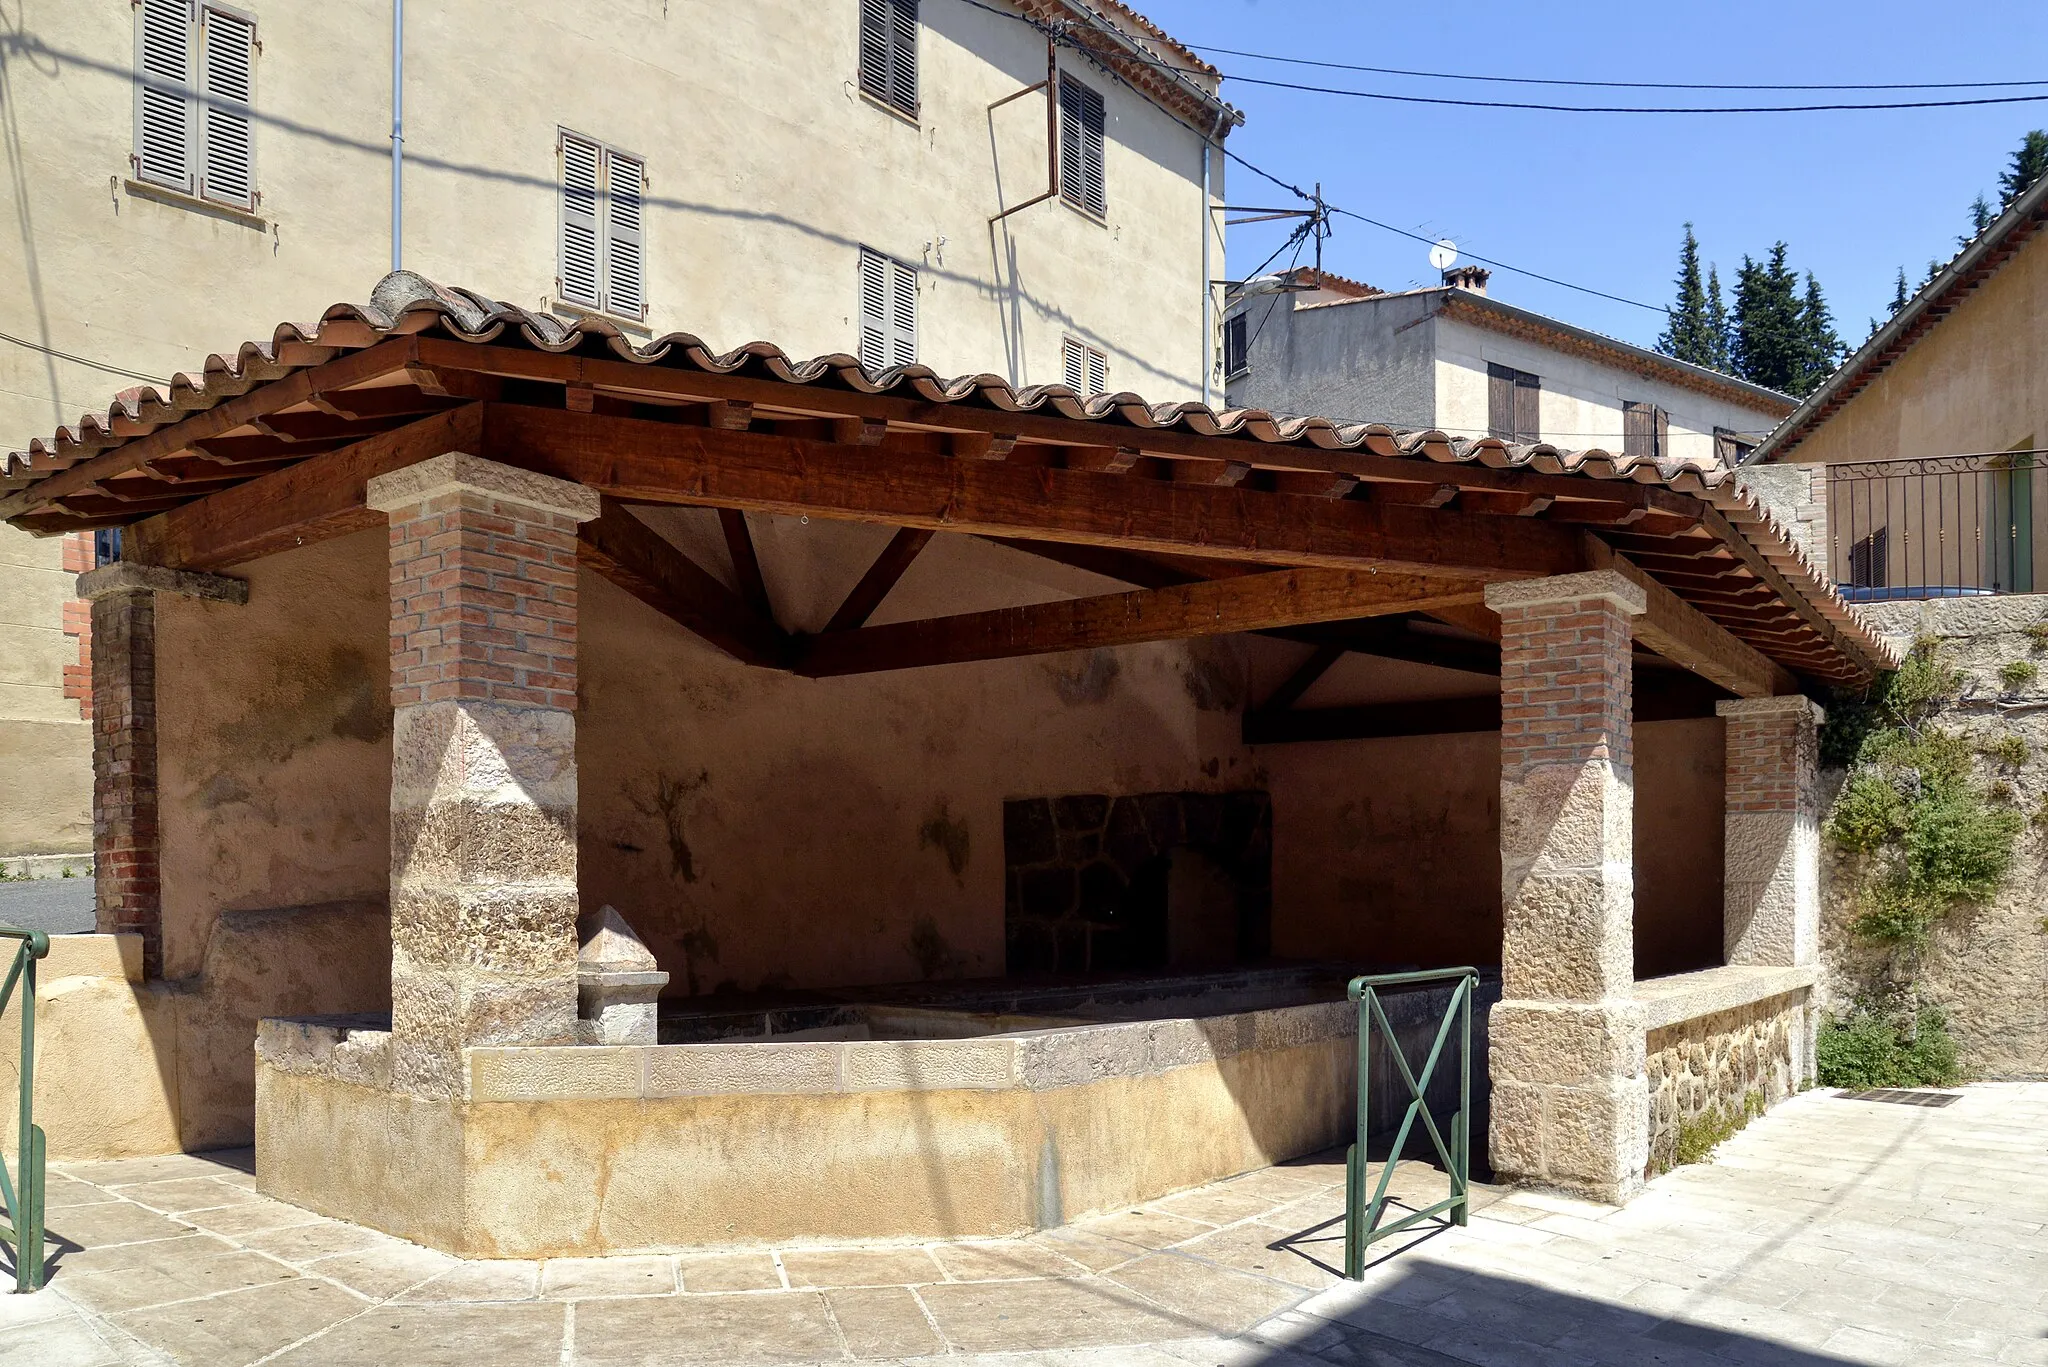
[1890, 267, 1911, 316]
[1656, 224, 1721, 367]
[1795, 273, 1844, 397]
[1704, 264, 1730, 371]
[1729, 244, 1805, 394]
[1999, 130, 2048, 207]
[1961, 193, 1995, 247]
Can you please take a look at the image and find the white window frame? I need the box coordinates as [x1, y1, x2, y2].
[556, 128, 647, 322]
[857, 247, 918, 370]
[132, 0, 258, 209]
[1063, 336, 1108, 395]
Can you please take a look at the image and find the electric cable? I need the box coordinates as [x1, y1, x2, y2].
[1178, 45, 2048, 94]
[0, 331, 165, 385]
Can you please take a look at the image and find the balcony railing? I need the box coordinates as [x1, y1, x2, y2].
[1828, 453, 2043, 600]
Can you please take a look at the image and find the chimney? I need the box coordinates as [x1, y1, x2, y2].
[1443, 265, 1490, 296]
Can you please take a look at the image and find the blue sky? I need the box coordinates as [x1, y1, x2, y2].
[1140, 0, 2048, 351]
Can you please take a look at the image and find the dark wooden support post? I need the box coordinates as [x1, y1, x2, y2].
[718, 509, 774, 622]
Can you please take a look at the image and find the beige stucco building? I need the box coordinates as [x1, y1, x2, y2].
[0, 0, 1236, 858]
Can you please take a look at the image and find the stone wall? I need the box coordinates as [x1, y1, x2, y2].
[1644, 990, 1804, 1176]
[1002, 791, 1271, 975]
[1823, 597, 2048, 1079]
[1735, 463, 1827, 569]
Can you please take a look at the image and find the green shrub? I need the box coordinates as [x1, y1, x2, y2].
[1816, 1006, 1962, 1090]
[1981, 733, 2030, 768]
[1999, 659, 2039, 691]
[2026, 621, 2048, 653]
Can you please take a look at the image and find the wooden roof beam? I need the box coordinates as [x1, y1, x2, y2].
[579, 499, 793, 671]
[796, 567, 1491, 677]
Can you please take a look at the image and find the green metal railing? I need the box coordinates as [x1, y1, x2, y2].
[1343, 967, 1474, 1279]
[0, 926, 48, 1293]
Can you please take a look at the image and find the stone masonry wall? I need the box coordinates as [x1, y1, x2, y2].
[1825, 597, 2048, 1079]
[1645, 992, 1803, 1176]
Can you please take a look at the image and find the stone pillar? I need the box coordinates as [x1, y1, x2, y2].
[366, 453, 601, 1098]
[1483, 570, 1650, 1204]
[1717, 694, 1825, 1083]
[77, 562, 248, 979]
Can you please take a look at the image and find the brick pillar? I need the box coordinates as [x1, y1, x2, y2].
[1717, 695, 1825, 1084]
[1483, 570, 1650, 1204]
[366, 453, 601, 1098]
[77, 563, 250, 978]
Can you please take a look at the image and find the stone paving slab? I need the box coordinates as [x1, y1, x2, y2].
[6, 1082, 2046, 1365]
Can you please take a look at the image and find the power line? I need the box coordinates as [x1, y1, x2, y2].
[0, 331, 164, 385]
[1218, 147, 1669, 313]
[1179, 45, 2048, 94]
[1207, 71, 2048, 113]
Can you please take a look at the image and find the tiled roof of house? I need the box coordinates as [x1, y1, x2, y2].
[0, 274, 1897, 681]
[1019, 0, 1240, 131]
[1751, 170, 2048, 464]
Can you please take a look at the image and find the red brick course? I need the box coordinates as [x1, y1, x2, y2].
[1497, 595, 1635, 776]
[383, 489, 582, 710]
[62, 532, 94, 718]
[1722, 709, 1816, 815]
[90, 589, 161, 977]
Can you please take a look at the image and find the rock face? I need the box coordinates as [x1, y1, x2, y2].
[1824, 598, 2048, 1080]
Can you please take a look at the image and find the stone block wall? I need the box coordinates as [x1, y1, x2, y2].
[1645, 992, 1803, 1175]
[1003, 791, 1271, 976]
[1736, 462, 1827, 569]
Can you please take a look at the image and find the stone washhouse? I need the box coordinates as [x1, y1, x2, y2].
[0, 276, 1895, 1256]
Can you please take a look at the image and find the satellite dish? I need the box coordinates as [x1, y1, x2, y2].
[1428, 239, 1458, 271]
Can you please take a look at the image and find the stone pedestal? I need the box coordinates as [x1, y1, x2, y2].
[577, 906, 669, 1045]
[77, 562, 248, 979]
[1716, 695, 1825, 1085]
[1484, 570, 1650, 1203]
[367, 453, 601, 1098]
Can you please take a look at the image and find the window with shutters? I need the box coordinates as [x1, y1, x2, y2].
[133, 1, 256, 209]
[1713, 426, 1757, 465]
[557, 130, 646, 320]
[1622, 400, 1670, 462]
[1062, 337, 1108, 395]
[1485, 363, 1541, 444]
[857, 247, 917, 369]
[1058, 74, 1107, 219]
[857, 0, 919, 118]
[1222, 313, 1249, 379]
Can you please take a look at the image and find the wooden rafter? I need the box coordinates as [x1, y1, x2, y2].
[718, 509, 774, 622]
[797, 568, 1491, 677]
[481, 404, 1588, 581]
[825, 528, 935, 632]
[124, 405, 482, 571]
[578, 499, 792, 670]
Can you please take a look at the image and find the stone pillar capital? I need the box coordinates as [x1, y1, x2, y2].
[1715, 694, 1826, 727]
[366, 451, 602, 522]
[1484, 570, 1647, 616]
[77, 561, 248, 605]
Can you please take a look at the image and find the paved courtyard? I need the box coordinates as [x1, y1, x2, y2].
[6, 1082, 2045, 1366]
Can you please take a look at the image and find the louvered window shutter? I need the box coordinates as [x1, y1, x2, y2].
[198, 6, 255, 209]
[135, 0, 194, 193]
[858, 0, 918, 116]
[1513, 371, 1540, 444]
[1622, 401, 1651, 460]
[1058, 76, 1106, 216]
[1064, 338, 1086, 391]
[559, 132, 603, 310]
[1486, 363, 1514, 440]
[858, 249, 890, 369]
[1087, 346, 1108, 395]
[1654, 406, 1670, 460]
[605, 150, 645, 319]
[888, 256, 918, 366]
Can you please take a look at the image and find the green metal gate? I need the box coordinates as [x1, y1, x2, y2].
[1343, 967, 1474, 1279]
[0, 926, 48, 1293]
